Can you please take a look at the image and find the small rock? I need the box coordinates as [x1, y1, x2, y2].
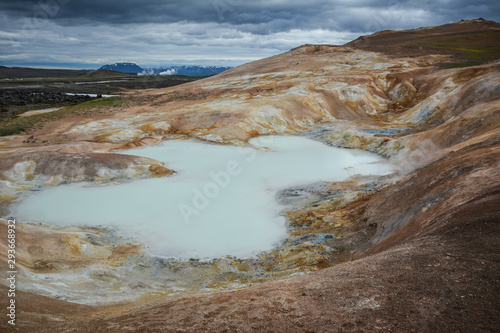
[149, 164, 175, 177]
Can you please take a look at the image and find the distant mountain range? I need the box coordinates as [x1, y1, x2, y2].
[99, 62, 143, 74]
[140, 65, 232, 76]
[99, 62, 232, 76]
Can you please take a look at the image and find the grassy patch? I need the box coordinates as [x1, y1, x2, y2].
[413, 31, 500, 68]
[0, 123, 30, 136]
[0, 96, 125, 136]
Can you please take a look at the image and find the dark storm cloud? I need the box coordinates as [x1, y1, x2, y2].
[1, 0, 242, 26]
[2, 0, 498, 28]
[0, 0, 499, 68]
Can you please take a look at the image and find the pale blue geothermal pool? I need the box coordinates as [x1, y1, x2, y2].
[12, 136, 393, 259]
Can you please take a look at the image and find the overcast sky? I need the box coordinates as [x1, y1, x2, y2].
[0, 0, 498, 69]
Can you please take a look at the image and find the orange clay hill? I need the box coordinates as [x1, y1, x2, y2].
[0, 19, 499, 332]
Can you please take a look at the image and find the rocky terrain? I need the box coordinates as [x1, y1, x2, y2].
[0, 90, 96, 119]
[0, 69, 201, 119]
[0, 19, 499, 332]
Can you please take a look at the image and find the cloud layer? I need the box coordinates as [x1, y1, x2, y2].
[1, 0, 499, 68]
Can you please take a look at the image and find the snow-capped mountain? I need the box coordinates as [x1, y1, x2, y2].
[99, 62, 143, 74]
[139, 65, 232, 77]
[99, 63, 232, 76]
